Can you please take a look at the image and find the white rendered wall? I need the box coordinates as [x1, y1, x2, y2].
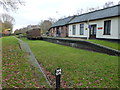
[68, 17, 119, 39]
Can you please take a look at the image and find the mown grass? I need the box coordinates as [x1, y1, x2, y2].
[2, 37, 49, 88]
[86, 39, 120, 51]
[22, 38, 119, 88]
[0, 37, 2, 88]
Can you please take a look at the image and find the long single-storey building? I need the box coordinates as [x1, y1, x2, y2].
[49, 5, 120, 39]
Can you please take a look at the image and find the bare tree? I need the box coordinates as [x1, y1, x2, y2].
[0, 13, 15, 32]
[76, 6, 100, 15]
[39, 20, 52, 35]
[76, 1, 114, 15]
[0, 0, 25, 11]
[48, 17, 57, 24]
[88, 6, 100, 12]
[103, 1, 114, 8]
[59, 15, 67, 19]
[2, 21, 13, 31]
[76, 8, 83, 15]
[88, 8, 95, 12]
[118, 1, 120, 4]
[0, 13, 15, 23]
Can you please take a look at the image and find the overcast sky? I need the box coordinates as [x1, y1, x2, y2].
[0, 0, 120, 31]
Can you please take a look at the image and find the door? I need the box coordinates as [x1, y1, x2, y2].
[90, 25, 97, 39]
[56, 27, 60, 37]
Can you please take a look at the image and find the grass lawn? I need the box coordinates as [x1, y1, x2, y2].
[86, 39, 120, 51]
[22, 38, 119, 88]
[0, 38, 2, 88]
[2, 37, 49, 88]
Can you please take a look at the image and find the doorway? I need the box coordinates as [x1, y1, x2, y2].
[56, 27, 60, 37]
[89, 24, 97, 39]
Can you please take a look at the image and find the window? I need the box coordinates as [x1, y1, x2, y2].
[104, 20, 111, 35]
[80, 24, 84, 35]
[72, 25, 76, 35]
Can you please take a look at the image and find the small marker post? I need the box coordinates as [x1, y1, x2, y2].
[55, 68, 61, 89]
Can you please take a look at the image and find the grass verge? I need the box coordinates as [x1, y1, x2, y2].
[0, 38, 2, 89]
[21, 38, 119, 88]
[86, 39, 120, 51]
[2, 36, 49, 88]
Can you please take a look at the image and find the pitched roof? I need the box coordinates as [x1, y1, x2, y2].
[68, 5, 120, 24]
[51, 16, 75, 27]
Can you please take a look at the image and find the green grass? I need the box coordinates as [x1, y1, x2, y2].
[21, 38, 119, 88]
[86, 39, 120, 51]
[2, 37, 49, 88]
[0, 38, 2, 87]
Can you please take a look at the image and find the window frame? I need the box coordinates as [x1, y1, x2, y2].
[103, 20, 111, 35]
[80, 24, 84, 35]
[72, 25, 76, 35]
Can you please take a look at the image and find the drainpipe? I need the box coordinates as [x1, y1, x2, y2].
[87, 19, 89, 40]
